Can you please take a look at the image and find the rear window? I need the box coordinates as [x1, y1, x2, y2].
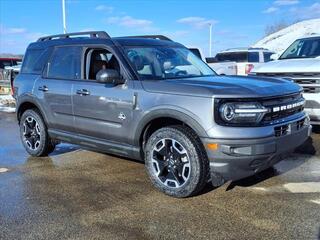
[21, 49, 50, 74]
[248, 52, 259, 62]
[47, 46, 81, 79]
[216, 52, 248, 62]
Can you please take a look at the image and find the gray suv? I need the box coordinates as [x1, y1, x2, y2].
[14, 31, 311, 197]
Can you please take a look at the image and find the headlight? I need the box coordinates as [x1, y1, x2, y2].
[219, 102, 268, 125]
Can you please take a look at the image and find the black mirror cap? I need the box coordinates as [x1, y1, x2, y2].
[96, 69, 124, 85]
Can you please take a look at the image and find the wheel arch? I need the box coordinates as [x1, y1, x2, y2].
[135, 109, 208, 152]
[16, 97, 48, 124]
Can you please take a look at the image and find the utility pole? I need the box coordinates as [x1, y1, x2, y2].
[62, 0, 67, 33]
[209, 23, 212, 57]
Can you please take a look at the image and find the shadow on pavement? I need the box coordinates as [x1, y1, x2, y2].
[226, 167, 279, 191]
[225, 136, 317, 191]
[294, 137, 317, 155]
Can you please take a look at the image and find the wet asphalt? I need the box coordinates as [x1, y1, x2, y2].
[0, 111, 319, 240]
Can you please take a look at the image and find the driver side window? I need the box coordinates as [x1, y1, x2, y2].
[85, 48, 121, 80]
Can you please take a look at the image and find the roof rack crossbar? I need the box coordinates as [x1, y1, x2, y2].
[121, 35, 172, 41]
[37, 31, 111, 42]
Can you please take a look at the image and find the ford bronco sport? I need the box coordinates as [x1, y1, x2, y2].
[14, 31, 311, 198]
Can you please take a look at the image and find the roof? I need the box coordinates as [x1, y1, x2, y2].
[296, 34, 320, 40]
[113, 37, 182, 47]
[219, 47, 273, 53]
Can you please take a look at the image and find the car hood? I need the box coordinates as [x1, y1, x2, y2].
[252, 58, 320, 73]
[141, 76, 301, 98]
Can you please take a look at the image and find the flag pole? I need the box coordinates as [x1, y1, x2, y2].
[209, 23, 212, 57]
[62, 0, 67, 33]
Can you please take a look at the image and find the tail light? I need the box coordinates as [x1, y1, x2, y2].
[245, 64, 254, 75]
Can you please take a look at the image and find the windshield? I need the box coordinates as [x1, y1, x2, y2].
[280, 37, 320, 60]
[125, 46, 216, 80]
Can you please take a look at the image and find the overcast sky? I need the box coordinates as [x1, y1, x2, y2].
[1, 0, 319, 56]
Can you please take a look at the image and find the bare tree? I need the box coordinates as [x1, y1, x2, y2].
[264, 20, 290, 36]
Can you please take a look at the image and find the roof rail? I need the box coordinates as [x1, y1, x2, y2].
[37, 31, 111, 42]
[121, 35, 172, 41]
[223, 47, 271, 51]
[248, 47, 270, 50]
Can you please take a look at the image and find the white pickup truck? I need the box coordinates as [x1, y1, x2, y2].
[215, 48, 274, 75]
[251, 35, 320, 125]
[188, 48, 237, 75]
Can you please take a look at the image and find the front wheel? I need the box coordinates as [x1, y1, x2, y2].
[145, 126, 209, 198]
[20, 109, 56, 157]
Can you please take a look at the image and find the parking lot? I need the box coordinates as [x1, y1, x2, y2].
[0, 111, 319, 240]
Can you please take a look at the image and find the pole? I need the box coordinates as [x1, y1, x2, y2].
[62, 0, 67, 33]
[209, 23, 212, 57]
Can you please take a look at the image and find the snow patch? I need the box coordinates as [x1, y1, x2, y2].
[283, 182, 320, 193]
[0, 168, 9, 173]
[252, 18, 320, 57]
[310, 199, 320, 205]
[0, 94, 16, 113]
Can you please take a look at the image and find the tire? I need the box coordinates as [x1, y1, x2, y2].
[145, 125, 209, 198]
[19, 109, 56, 157]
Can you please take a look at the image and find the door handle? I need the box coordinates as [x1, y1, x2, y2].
[76, 89, 90, 96]
[38, 85, 49, 92]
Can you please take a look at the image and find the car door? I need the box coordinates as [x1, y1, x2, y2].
[34, 46, 82, 133]
[72, 47, 135, 144]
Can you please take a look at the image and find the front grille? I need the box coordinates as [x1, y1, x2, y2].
[261, 93, 304, 123]
[275, 124, 289, 137]
[256, 72, 320, 93]
[274, 118, 306, 137]
[296, 118, 305, 130]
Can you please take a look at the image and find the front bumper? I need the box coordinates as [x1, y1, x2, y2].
[202, 118, 311, 185]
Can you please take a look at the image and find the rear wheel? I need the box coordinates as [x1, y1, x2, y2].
[145, 126, 209, 198]
[20, 109, 56, 157]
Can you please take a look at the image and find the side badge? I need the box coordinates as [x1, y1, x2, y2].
[118, 112, 126, 121]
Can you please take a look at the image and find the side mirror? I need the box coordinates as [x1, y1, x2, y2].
[96, 69, 125, 85]
[270, 53, 278, 61]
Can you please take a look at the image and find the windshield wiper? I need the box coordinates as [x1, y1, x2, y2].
[165, 75, 215, 80]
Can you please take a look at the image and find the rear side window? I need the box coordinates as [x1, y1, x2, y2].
[263, 52, 273, 62]
[21, 49, 50, 74]
[216, 52, 248, 62]
[47, 46, 81, 79]
[248, 52, 259, 62]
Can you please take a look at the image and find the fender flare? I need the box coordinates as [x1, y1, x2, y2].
[133, 107, 208, 146]
[16, 94, 48, 124]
